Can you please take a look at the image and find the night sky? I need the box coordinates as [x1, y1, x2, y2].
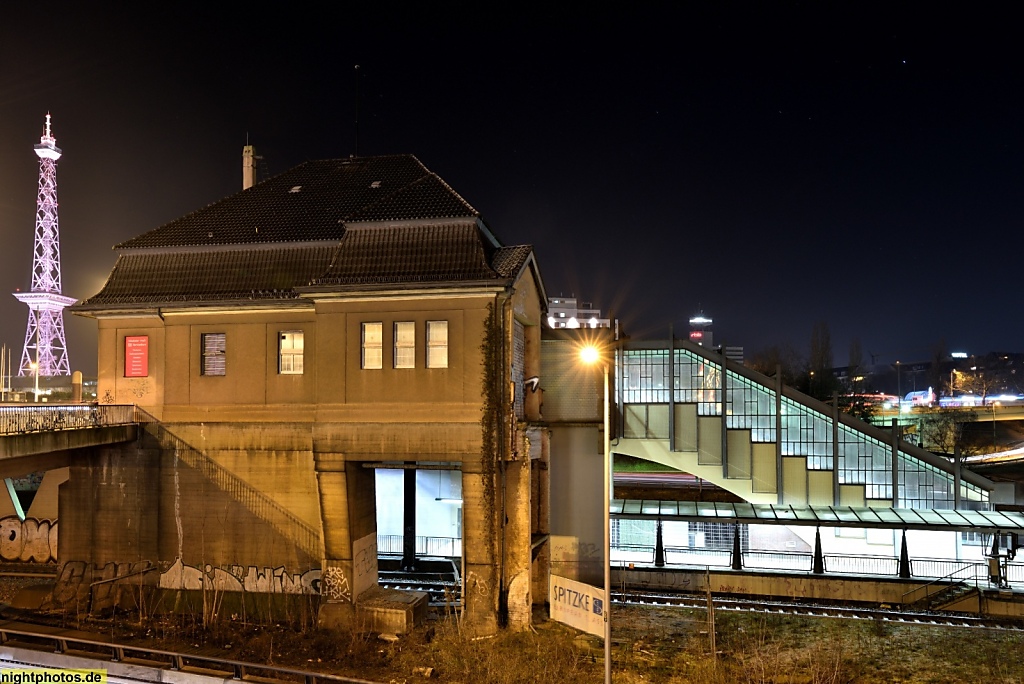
[1, 4, 1021, 377]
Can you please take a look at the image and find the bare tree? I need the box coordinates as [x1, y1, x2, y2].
[919, 409, 979, 456]
[747, 344, 804, 387]
[847, 338, 864, 393]
[809, 321, 833, 373]
[955, 366, 1000, 404]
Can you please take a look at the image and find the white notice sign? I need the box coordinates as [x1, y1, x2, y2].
[549, 574, 606, 638]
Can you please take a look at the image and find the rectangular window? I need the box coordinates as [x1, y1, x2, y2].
[427, 320, 448, 368]
[394, 321, 415, 368]
[279, 331, 304, 374]
[201, 333, 226, 376]
[362, 323, 382, 369]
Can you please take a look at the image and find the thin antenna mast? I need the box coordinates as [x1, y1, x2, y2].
[354, 64, 361, 157]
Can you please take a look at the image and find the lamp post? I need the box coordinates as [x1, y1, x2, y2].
[895, 361, 901, 405]
[30, 361, 39, 403]
[580, 344, 611, 684]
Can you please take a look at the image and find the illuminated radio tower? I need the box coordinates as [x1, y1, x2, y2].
[13, 114, 75, 377]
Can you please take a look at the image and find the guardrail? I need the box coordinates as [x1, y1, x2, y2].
[378, 535, 462, 558]
[0, 404, 137, 435]
[0, 624, 381, 684]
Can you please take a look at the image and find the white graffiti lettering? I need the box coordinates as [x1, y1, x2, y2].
[159, 558, 321, 595]
[0, 516, 57, 563]
[321, 566, 351, 602]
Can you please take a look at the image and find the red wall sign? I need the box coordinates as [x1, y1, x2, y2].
[125, 335, 149, 377]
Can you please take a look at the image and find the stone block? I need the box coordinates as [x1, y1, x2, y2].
[357, 586, 429, 635]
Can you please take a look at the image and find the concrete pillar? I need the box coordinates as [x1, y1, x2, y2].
[402, 466, 417, 571]
[53, 442, 161, 612]
[461, 462, 500, 636]
[529, 428, 551, 607]
[504, 444, 533, 630]
[316, 456, 378, 628]
[72, 371, 82, 403]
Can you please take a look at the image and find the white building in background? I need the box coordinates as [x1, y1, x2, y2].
[547, 296, 610, 329]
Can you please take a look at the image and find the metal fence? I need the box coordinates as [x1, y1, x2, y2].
[0, 403, 137, 434]
[611, 541, 1024, 582]
[378, 535, 462, 558]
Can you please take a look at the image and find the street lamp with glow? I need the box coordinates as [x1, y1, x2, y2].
[579, 344, 611, 684]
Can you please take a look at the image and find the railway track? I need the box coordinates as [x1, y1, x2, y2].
[615, 589, 1024, 630]
[380, 580, 1024, 631]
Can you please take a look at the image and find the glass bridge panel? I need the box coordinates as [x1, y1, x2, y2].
[618, 344, 989, 510]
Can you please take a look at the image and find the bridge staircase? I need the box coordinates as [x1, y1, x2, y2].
[616, 404, 870, 507]
[135, 412, 322, 559]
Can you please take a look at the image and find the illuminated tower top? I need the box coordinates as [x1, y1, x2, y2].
[35, 113, 62, 160]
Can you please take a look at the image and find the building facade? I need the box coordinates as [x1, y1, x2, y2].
[71, 154, 548, 632]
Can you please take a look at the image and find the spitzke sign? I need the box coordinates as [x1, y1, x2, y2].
[549, 574, 605, 638]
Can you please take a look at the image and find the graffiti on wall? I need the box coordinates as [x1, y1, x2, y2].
[48, 560, 154, 612]
[0, 516, 57, 563]
[49, 558, 322, 611]
[158, 558, 321, 594]
[321, 566, 351, 602]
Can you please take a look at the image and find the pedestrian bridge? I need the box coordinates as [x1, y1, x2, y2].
[611, 338, 993, 510]
[0, 404, 138, 477]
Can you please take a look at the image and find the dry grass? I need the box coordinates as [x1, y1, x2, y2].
[9, 596, 1024, 683]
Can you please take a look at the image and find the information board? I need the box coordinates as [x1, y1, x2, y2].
[125, 335, 149, 377]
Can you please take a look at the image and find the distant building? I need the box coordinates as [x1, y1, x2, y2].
[688, 312, 713, 348]
[546, 296, 610, 329]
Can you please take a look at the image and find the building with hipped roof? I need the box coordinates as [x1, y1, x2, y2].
[70, 153, 548, 634]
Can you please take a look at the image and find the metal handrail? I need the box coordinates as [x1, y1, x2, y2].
[0, 624, 382, 684]
[900, 562, 984, 606]
[0, 404, 137, 435]
[134, 409, 322, 560]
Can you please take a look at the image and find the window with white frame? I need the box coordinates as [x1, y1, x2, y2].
[362, 322, 382, 369]
[279, 331, 304, 374]
[427, 320, 448, 368]
[201, 333, 226, 376]
[394, 321, 415, 368]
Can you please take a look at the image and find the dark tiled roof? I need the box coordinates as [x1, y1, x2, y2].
[313, 222, 508, 286]
[76, 246, 337, 307]
[76, 154, 542, 310]
[492, 246, 534, 279]
[116, 155, 479, 249]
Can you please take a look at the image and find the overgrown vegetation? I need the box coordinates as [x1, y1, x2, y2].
[17, 595, 1024, 684]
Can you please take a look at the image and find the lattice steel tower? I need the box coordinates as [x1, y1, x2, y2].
[13, 114, 75, 377]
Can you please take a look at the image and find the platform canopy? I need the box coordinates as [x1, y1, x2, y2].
[610, 500, 1024, 534]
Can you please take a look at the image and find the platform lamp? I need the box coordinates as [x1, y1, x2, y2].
[580, 343, 612, 684]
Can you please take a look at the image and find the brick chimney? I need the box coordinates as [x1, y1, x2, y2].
[242, 145, 257, 190]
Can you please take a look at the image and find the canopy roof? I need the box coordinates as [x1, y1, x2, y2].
[611, 500, 1024, 533]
